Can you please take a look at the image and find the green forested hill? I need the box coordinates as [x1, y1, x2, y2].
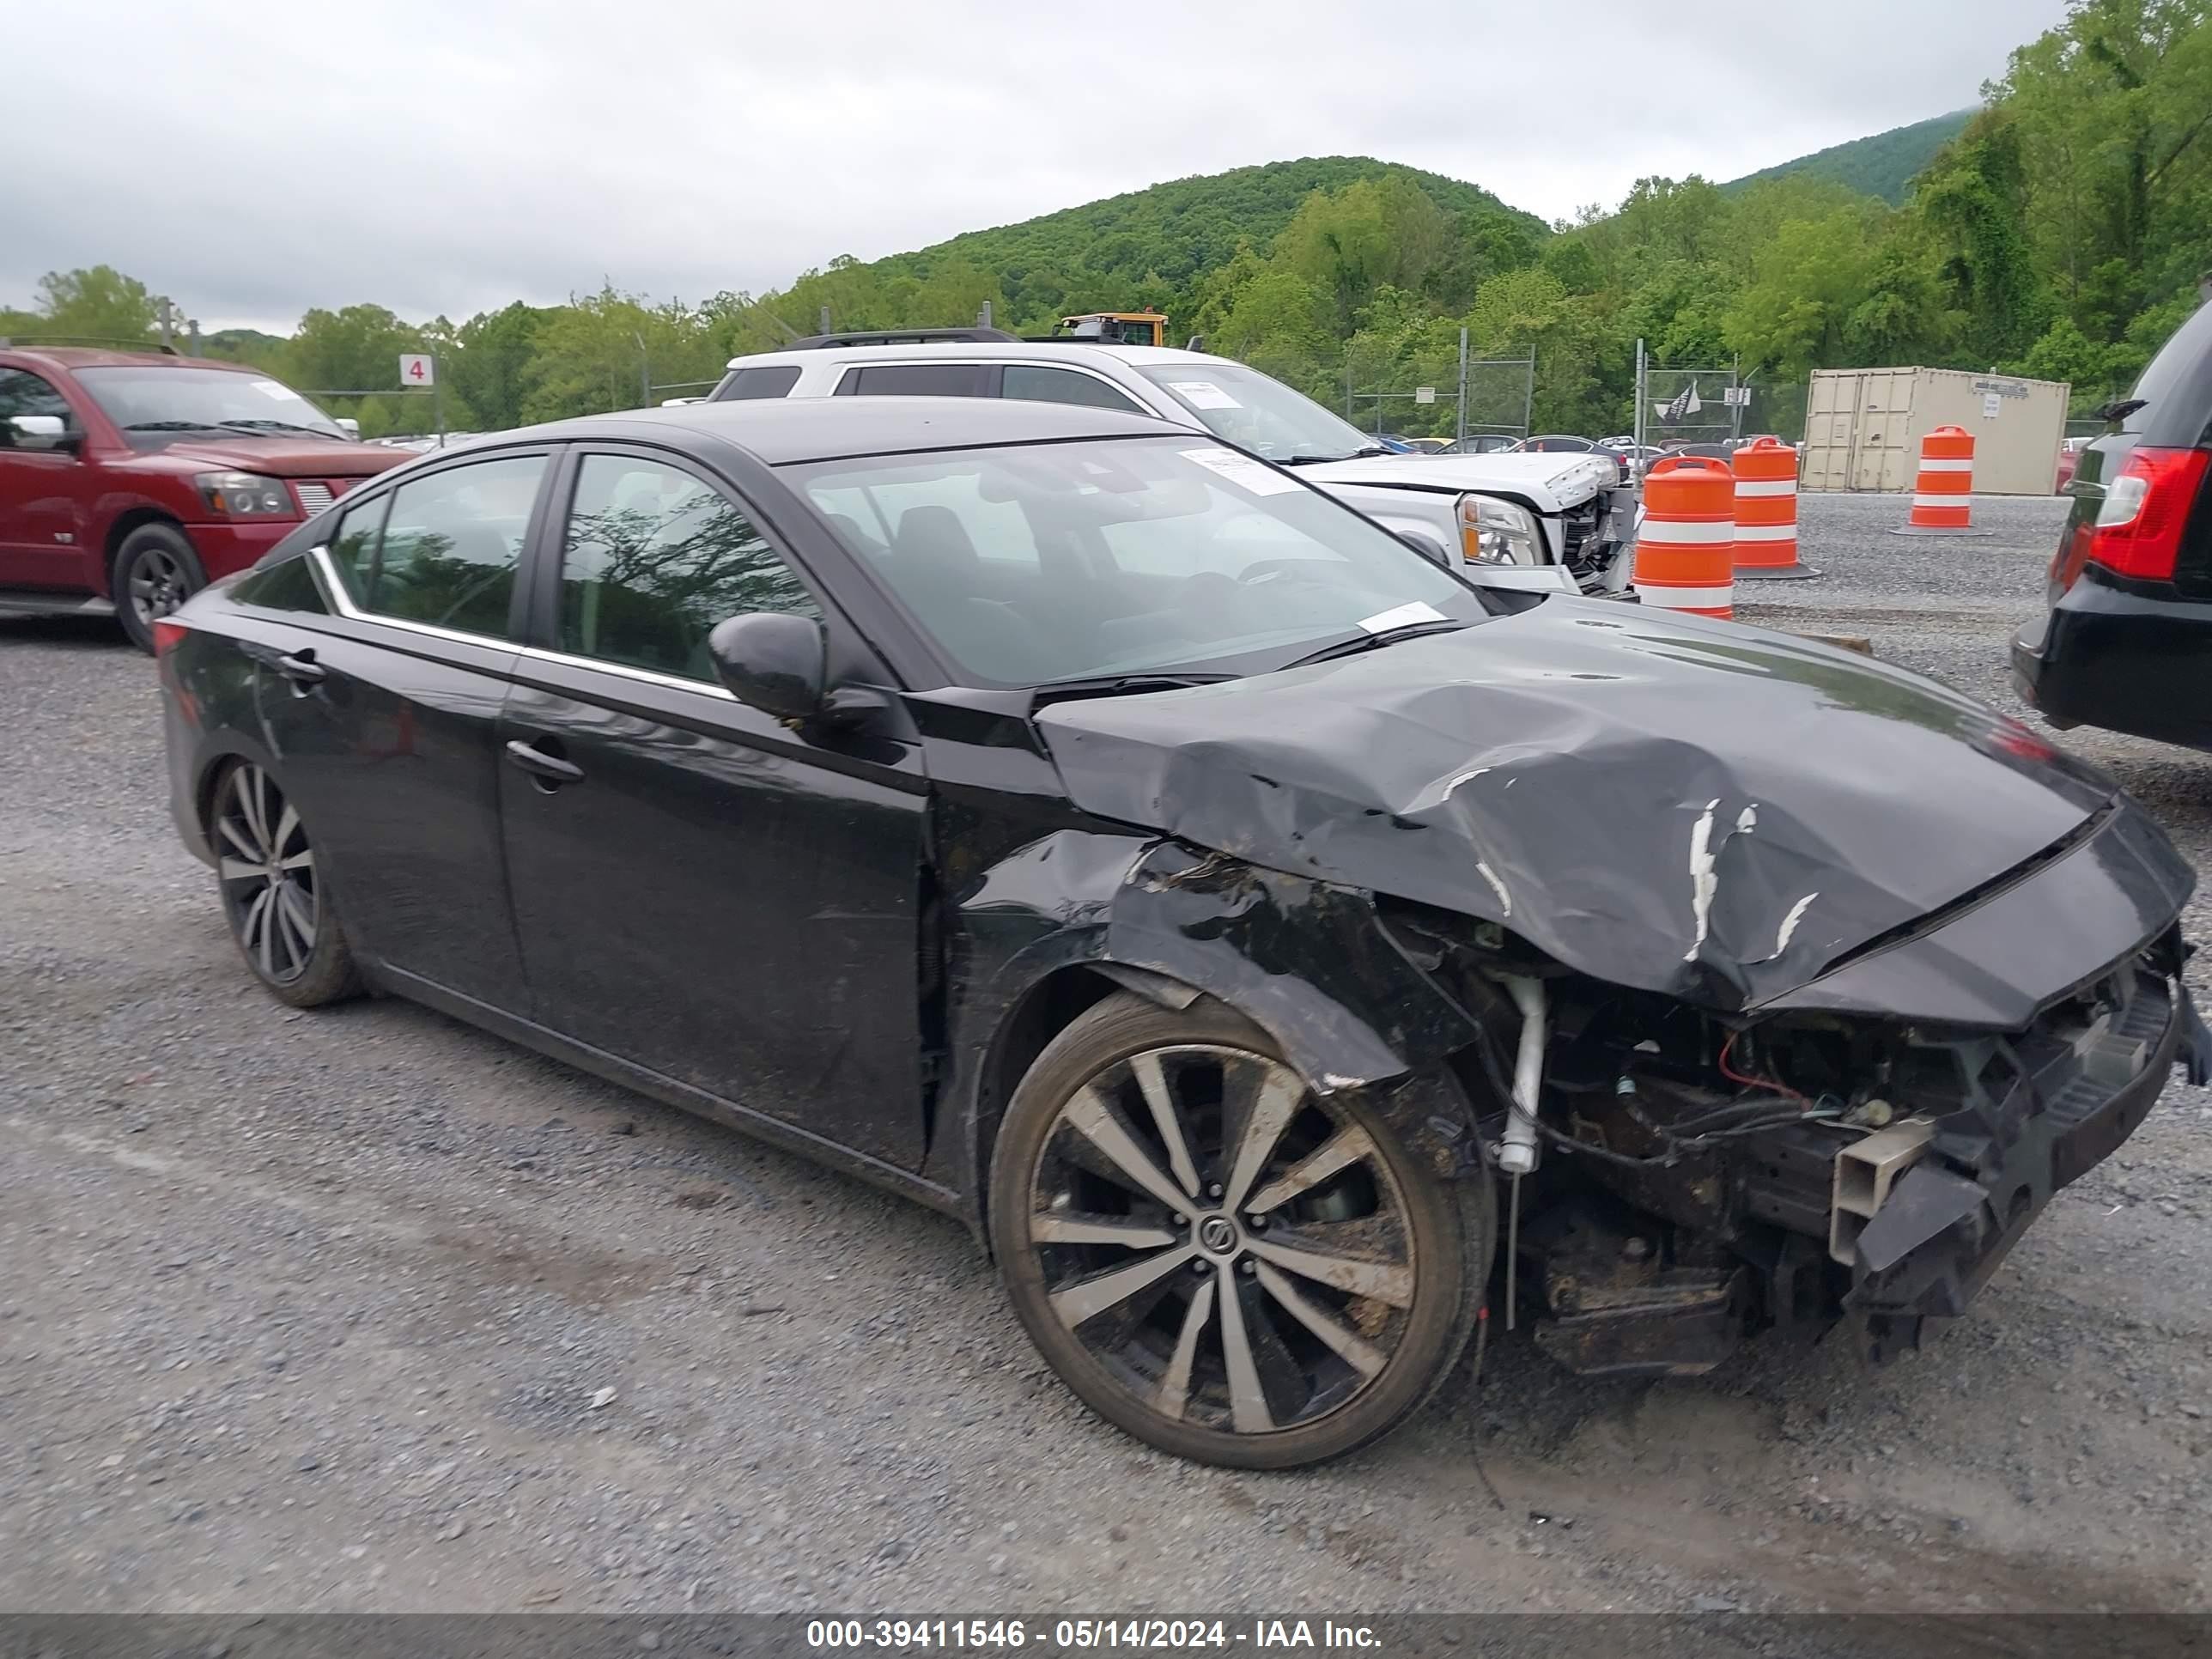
[1725, 110, 1976, 204]
[876, 156, 1546, 298]
[783, 156, 1553, 338]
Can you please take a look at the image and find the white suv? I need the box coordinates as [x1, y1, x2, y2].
[708, 330, 1636, 595]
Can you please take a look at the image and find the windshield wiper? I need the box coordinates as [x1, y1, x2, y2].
[1031, 672, 1233, 707]
[1279, 446, 1391, 465]
[216, 418, 343, 439]
[123, 420, 233, 432]
[1280, 619, 1468, 670]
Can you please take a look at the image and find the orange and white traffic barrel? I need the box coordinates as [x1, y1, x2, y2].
[1731, 437, 1817, 580]
[1898, 425, 1977, 533]
[1633, 456, 1734, 618]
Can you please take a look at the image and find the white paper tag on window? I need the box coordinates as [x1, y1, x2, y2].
[1181, 447, 1302, 495]
[252, 380, 292, 400]
[1357, 600, 1448, 634]
[1168, 380, 1241, 410]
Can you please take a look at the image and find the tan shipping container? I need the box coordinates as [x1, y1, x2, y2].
[1801, 367, 2070, 495]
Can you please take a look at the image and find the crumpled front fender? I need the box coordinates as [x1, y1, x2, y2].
[1103, 841, 1483, 1090]
[934, 830, 1493, 1227]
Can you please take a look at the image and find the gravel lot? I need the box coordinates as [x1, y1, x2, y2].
[3, 490, 2209, 1617]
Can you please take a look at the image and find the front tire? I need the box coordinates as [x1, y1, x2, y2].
[113, 523, 205, 653]
[210, 760, 362, 1007]
[989, 993, 1492, 1469]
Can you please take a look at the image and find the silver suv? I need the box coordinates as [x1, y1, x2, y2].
[708, 330, 1636, 596]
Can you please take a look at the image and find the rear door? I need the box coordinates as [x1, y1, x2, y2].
[253, 447, 556, 1012]
[496, 444, 932, 1170]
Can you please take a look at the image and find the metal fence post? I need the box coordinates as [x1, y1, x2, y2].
[1455, 327, 1469, 445]
[1634, 338, 1647, 455]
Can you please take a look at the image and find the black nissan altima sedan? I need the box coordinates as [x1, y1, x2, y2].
[159, 396, 2208, 1469]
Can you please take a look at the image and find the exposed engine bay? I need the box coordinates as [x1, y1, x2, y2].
[1389, 902, 2203, 1373]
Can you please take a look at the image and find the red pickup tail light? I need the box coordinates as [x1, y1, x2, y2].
[151, 618, 189, 657]
[2081, 447, 2210, 583]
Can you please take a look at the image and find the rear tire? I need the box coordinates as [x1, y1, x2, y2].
[210, 759, 362, 1008]
[113, 523, 205, 653]
[989, 992, 1493, 1468]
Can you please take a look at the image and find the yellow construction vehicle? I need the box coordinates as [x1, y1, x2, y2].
[1054, 310, 1169, 347]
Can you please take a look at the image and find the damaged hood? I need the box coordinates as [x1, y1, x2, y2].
[1036, 599, 2137, 1013]
[1293, 451, 1617, 513]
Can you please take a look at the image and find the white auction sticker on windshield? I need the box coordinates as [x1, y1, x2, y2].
[251, 380, 293, 400]
[1181, 447, 1302, 495]
[1167, 380, 1241, 410]
[1357, 600, 1449, 634]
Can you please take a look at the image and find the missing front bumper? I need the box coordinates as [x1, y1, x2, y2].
[1849, 965, 2197, 1362]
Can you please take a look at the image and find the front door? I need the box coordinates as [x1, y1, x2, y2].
[0, 366, 95, 587]
[498, 447, 930, 1171]
[255, 448, 556, 1012]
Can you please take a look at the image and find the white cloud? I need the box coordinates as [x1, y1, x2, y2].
[3, 0, 2066, 332]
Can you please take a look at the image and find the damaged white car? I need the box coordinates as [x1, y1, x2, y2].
[705, 330, 1639, 598]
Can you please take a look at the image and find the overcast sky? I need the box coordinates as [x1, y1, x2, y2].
[7, 0, 2065, 335]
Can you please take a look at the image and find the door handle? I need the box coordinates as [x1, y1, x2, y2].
[275, 650, 325, 688]
[505, 738, 584, 786]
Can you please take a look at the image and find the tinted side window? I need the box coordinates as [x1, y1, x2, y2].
[1001, 365, 1141, 413]
[558, 454, 819, 681]
[0, 368, 71, 438]
[328, 455, 545, 639]
[720, 365, 802, 400]
[836, 363, 992, 398]
[232, 555, 329, 613]
[326, 494, 390, 593]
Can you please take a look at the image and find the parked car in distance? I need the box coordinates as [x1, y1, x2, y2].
[2012, 300, 2212, 749]
[705, 331, 1638, 598]
[1434, 434, 1518, 456]
[161, 395, 2204, 1469]
[2054, 435, 2091, 494]
[1513, 433, 1638, 483]
[0, 346, 404, 648]
[1391, 435, 1453, 453]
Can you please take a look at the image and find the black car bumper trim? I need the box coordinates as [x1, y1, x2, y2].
[1850, 970, 2194, 1358]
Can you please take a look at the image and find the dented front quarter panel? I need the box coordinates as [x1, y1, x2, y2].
[929, 816, 1493, 1226]
[902, 692, 1496, 1228]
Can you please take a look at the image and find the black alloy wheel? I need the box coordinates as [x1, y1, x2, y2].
[114, 524, 205, 653]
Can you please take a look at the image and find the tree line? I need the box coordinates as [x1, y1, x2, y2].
[6, 0, 2204, 442]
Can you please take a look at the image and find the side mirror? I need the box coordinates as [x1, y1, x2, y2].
[708, 611, 828, 725]
[1398, 529, 1453, 569]
[5, 413, 78, 453]
[334, 417, 362, 439]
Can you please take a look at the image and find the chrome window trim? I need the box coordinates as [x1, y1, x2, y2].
[307, 542, 521, 653]
[309, 542, 740, 702]
[514, 642, 739, 702]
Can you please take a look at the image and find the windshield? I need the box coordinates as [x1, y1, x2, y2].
[789, 436, 1483, 688]
[74, 367, 348, 441]
[1136, 363, 1377, 465]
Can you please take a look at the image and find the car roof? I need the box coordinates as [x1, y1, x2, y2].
[500, 394, 1175, 465]
[723, 340, 1226, 372]
[0, 345, 254, 372]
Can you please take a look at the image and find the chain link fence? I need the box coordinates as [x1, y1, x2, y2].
[1346, 346, 1534, 445]
[1632, 356, 1812, 449]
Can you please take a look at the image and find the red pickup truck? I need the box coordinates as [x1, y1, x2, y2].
[0, 345, 405, 649]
